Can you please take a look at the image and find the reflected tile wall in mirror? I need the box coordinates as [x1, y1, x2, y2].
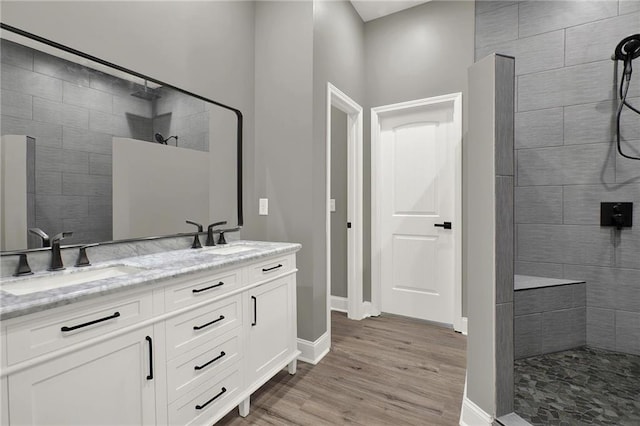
[0, 39, 210, 248]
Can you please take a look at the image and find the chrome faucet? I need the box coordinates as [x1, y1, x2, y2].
[206, 221, 227, 246]
[49, 232, 72, 271]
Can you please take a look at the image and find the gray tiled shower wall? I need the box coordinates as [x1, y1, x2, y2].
[1, 39, 210, 246]
[476, 0, 640, 355]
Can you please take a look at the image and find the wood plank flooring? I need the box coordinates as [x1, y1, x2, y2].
[218, 311, 467, 425]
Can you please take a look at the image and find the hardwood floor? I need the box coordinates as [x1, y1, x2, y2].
[218, 311, 467, 425]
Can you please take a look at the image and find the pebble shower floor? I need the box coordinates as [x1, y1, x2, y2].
[514, 347, 640, 425]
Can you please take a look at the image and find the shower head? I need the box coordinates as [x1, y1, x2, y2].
[131, 80, 161, 101]
[154, 133, 178, 146]
[154, 133, 167, 144]
[613, 34, 640, 62]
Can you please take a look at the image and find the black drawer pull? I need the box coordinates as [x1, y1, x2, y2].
[146, 336, 154, 380]
[251, 296, 257, 326]
[61, 311, 120, 332]
[262, 264, 282, 272]
[192, 281, 224, 294]
[195, 387, 226, 410]
[193, 315, 225, 331]
[434, 221, 452, 229]
[194, 351, 226, 371]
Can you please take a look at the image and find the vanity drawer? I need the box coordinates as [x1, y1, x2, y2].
[165, 294, 242, 359]
[168, 366, 241, 426]
[164, 268, 241, 312]
[6, 290, 153, 365]
[247, 254, 294, 284]
[166, 329, 242, 403]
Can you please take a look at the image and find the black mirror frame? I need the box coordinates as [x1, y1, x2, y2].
[0, 23, 243, 253]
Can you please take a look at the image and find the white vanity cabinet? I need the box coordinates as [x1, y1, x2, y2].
[0, 248, 300, 426]
[247, 275, 296, 386]
[7, 326, 157, 425]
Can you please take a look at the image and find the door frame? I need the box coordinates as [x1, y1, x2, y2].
[371, 93, 465, 333]
[326, 83, 364, 329]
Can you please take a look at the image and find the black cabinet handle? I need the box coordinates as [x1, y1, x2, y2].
[192, 281, 224, 294]
[194, 351, 226, 371]
[193, 315, 225, 331]
[146, 336, 153, 380]
[195, 387, 226, 410]
[61, 311, 120, 332]
[434, 222, 452, 229]
[251, 295, 257, 326]
[262, 264, 282, 272]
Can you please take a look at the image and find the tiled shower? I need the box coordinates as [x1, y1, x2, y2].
[475, 1, 639, 424]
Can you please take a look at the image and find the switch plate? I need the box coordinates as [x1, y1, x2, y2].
[330, 199, 336, 212]
[259, 198, 268, 216]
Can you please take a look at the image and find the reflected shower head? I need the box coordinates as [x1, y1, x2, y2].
[613, 34, 640, 62]
[154, 133, 167, 144]
[154, 133, 178, 146]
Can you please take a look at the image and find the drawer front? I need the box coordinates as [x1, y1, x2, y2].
[166, 329, 242, 403]
[247, 255, 294, 284]
[168, 366, 241, 426]
[165, 294, 242, 360]
[6, 291, 153, 365]
[164, 269, 241, 312]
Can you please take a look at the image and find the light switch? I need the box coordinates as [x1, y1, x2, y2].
[330, 199, 336, 212]
[259, 198, 268, 215]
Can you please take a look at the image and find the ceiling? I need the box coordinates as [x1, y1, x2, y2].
[350, 0, 431, 22]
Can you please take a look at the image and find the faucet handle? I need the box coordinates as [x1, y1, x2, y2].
[14, 253, 33, 277]
[28, 228, 51, 248]
[186, 220, 203, 249]
[75, 243, 98, 267]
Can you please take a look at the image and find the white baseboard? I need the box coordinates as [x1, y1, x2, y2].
[330, 296, 348, 313]
[460, 377, 493, 426]
[456, 316, 468, 336]
[362, 301, 378, 318]
[297, 332, 330, 365]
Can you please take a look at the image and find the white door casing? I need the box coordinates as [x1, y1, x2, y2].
[372, 93, 463, 329]
[325, 82, 364, 336]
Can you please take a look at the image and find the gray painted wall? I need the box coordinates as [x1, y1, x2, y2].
[313, 0, 365, 318]
[331, 107, 348, 298]
[253, 1, 316, 339]
[364, 0, 475, 305]
[476, 0, 640, 355]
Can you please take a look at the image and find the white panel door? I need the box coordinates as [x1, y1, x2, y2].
[379, 101, 456, 324]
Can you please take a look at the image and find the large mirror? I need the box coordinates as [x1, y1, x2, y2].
[0, 24, 242, 252]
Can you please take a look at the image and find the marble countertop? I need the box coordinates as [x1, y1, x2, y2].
[0, 240, 301, 321]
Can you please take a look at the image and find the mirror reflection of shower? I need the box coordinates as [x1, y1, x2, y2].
[612, 33, 640, 160]
[155, 133, 179, 147]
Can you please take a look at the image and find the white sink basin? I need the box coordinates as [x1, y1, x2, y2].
[1, 265, 146, 296]
[202, 245, 255, 255]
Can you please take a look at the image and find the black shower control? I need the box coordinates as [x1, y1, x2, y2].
[600, 202, 633, 230]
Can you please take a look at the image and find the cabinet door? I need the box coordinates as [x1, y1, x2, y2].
[8, 327, 156, 426]
[247, 276, 295, 386]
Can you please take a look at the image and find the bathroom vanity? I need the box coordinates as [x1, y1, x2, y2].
[0, 241, 301, 426]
